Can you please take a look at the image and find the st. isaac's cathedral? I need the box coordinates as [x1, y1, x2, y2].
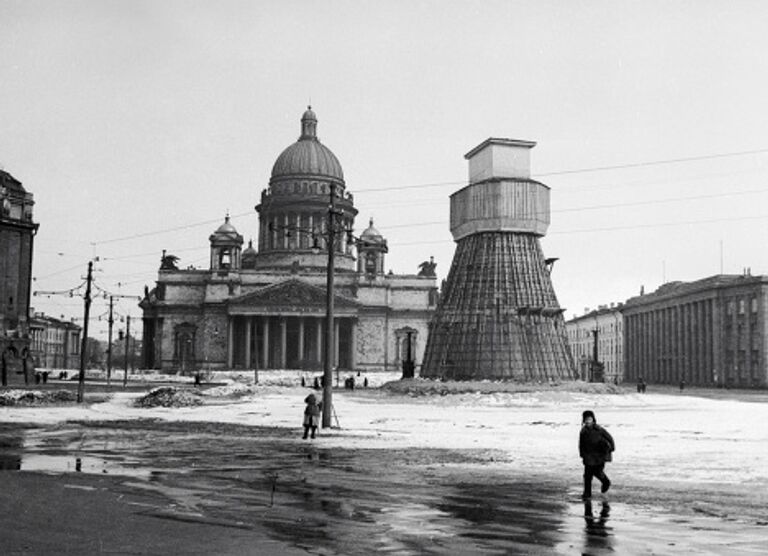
[140, 108, 438, 375]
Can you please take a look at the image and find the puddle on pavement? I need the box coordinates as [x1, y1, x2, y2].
[0, 450, 151, 478]
[0, 428, 152, 478]
[2, 423, 763, 555]
[19, 454, 150, 478]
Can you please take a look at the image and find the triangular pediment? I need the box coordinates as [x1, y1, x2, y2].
[228, 279, 359, 315]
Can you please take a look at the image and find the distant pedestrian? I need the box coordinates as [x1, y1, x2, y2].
[637, 377, 646, 393]
[302, 393, 322, 439]
[579, 410, 615, 499]
[679, 379, 685, 391]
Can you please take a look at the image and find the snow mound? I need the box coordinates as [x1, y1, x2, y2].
[0, 389, 78, 406]
[380, 378, 624, 397]
[134, 387, 203, 408]
[200, 383, 258, 398]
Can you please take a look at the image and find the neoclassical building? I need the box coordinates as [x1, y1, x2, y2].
[141, 108, 438, 374]
[622, 273, 768, 388]
[565, 304, 624, 383]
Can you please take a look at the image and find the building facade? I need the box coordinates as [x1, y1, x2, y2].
[565, 305, 623, 383]
[29, 313, 81, 370]
[141, 108, 438, 374]
[622, 274, 768, 388]
[0, 169, 38, 385]
[421, 138, 575, 381]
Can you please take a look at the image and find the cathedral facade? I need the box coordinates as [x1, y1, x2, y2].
[141, 108, 438, 375]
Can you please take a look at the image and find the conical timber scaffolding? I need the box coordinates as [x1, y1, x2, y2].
[421, 232, 575, 381]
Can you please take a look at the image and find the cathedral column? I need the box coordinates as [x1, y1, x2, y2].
[316, 318, 323, 363]
[245, 318, 252, 369]
[298, 318, 305, 364]
[334, 319, 340, 368]
[280, 317, 287, 369]
[349, 319, 357, 371]
[251, 317, 259, 370]
[227, 317, 234, 369]
[262, 317, 270, 369]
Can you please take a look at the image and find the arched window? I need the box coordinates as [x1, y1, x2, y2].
[220, 249, 231, 269]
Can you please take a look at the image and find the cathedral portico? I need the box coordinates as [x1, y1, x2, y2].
[226, 314, 356, 371]
[225, 279, 358, 370]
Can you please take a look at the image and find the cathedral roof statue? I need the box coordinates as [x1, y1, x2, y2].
[270, 106, 344, 183]
[0, 169, 26, 193]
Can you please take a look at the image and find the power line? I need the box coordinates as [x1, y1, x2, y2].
[33, 262, 90, 281]
[553, 187, 768, 214]
[536, 148, 768, 177]
[354, 147, 768, 193]
[548, 213, 768, 235]
[81, 148, 768, 248]
[389, 212, 768, 245]
[92, 210, 254, 246]
[378, 186, 768, 230]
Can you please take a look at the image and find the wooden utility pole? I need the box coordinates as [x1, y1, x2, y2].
[106, 296, 114, 386]
[322, 182, 336, 429]
[123, 315, 130, 388]
[77, 261, 93, 403]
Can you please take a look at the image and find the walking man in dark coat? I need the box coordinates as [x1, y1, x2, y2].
[579, 410, 615, 499]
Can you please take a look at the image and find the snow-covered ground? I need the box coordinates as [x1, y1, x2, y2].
[4, 374, 767, 554]
[3, 373, 767, 494]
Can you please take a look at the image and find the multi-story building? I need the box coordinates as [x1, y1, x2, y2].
[622, 273, 768, 388]
[29, 312, 81, 370]
[0, 169, 38, 385]
[565, 305, 623, 383]
[141, 108, 438, 374]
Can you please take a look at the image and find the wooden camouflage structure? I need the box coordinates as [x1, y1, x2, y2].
[421, 138, 575, 381]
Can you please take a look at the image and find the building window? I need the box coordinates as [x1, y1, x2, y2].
[752, 297, 758, 313]
[739, 299, 745, 315]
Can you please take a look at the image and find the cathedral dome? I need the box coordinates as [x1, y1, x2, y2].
[242, 239, 257, 257]
[241, 239, 257, 269]
[360, 218, 385, 243]
[215, 215, 237, 235]
[210, 214, 243, 246]
[271, 107, 344, 183]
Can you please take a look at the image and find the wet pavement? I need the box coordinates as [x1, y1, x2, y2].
[1, 420, 765, 555]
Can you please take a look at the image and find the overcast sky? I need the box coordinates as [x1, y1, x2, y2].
[3, 0, 768, 339]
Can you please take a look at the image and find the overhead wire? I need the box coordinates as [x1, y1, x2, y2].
[31, 147, 768, 291]
[389, 212, 768, 246]
[85, 147, 768, 247]
[353, 147, 768, 193]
